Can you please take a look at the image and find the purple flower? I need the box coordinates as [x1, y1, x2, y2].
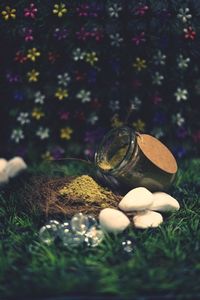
[54, 28, 68, 40]
[6, 72, 21, 83]
[13, 91, 24, 102]
[84, 128, 105, 144]
[153, 112, 166, 125]
[173, 146, 187, 158]
[87, 69, 97, 83]
[51, 146, 65, 159]
[176, 127, 188, 138]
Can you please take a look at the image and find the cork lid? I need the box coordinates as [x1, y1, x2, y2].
[137, 134, 178, 174]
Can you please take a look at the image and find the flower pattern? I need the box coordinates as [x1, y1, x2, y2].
[0, 1, 199, 159]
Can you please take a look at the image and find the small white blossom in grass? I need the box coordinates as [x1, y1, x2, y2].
[174, 88, 188, 102]
[110, 33, 123, 47]
[152, 72, 164, 85]
[36, 127, 50, 140]
[17, 112, 30, 125]
[153, 50, 166, 66]
[130, 97, 142, 111]
[34, 91, 45, 104]
[57, 72, 71, 86]
[11, 128, 24, 143]
[73, 48, 85, 61]
[172, 113, 185, 127]
[177, 8, 192, 23]
[88, 113, 99, 125]
[109, 100, 120, 112]
[108, 3, 122, 18]
[151, 128, 164, 139]
[76, 89, 91, 103]
[177, 54, 190, 70]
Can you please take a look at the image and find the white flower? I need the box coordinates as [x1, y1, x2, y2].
[177, 54, 190, 69]
[76, 89, 91, 103]
[57, 73, 71, 86]
[17, 112, 30, 125]
[153, 50, 166, 66]
[36, 127, 50, 140]
[110, 33, 123, 47]
[130, 97, 142, 110]
[11, 129, 24, 143]
[177, 8, 192, 23]
[174, 88, 188, 101]
[152, 72, 164, 85]
[151, 128, 164, 138]
[73, 48, 85, 61]
[108, 3, 122, 18]
[88, 113, 98, 125]
[173, 113, 185, 127]
[109, 100, 120, 112]
[34, 91, 46, 104]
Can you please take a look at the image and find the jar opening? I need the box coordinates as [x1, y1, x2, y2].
[95, 127, 135, 173]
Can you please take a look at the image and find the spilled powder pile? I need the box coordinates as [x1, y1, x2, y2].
[21, 175, 121, 218]
[59, 175, 118, 203]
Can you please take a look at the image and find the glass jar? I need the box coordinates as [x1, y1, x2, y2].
[94, 127, 178, 192]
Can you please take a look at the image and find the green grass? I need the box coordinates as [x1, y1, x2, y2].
[0, 159, 200, 299]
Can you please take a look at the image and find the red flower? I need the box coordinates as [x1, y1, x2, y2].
[48, 52, 60, 63]
[74, 71, 85, 81]
[90, 98, 102, 109]
[132, 79, 142, 89]
[14, 51, 28, 63]
[192, 130, 200, 143]
[75, 111, 85, 121]
[183, 26, 196, 40]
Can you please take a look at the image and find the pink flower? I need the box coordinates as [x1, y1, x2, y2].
[132, 32, 146, 45]
[135, 4, 149, 16]
[152, 94, 162, 104]
[76, 27, 88, 41]
[24, 3, 37, 19]
[59, 111, 70, 120]
[23, 28, 34, 42]
[183, 26, 196, 40]
[132, 79, 142, 89]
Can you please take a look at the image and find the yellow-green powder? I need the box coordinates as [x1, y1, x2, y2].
[59, 175, 120, 206]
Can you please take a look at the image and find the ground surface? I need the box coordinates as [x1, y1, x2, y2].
[0, 159, 200, 299]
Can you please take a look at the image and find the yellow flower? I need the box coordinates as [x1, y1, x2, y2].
[111, 114, 123, 128]
[32, 108, 44, 120]
[1, 6, 16, 20]
[132, 119, 145, 131]
[41, 151, 53, 161]
[85, 52, 98, 65]
[27, 69, 40, 82]
[27, 48, 40, 62]
[53, 3, 67, 17]
[60, 127, 73, 140]
[133, 57, 147, 71]
[55, 88, 68, 100]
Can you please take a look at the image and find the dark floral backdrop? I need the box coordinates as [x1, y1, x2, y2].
[0, 0, 200, 161]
